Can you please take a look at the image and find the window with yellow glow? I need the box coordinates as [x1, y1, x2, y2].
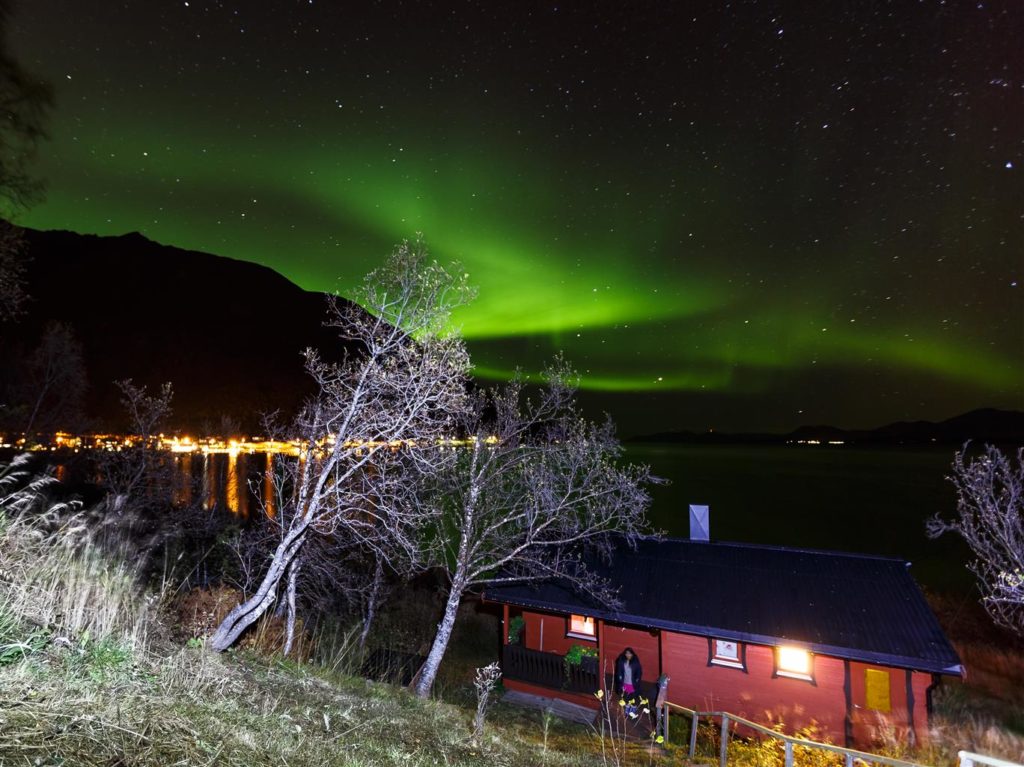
[568, 614, 596, 639]
[864, 669, 891, 712]
[776, 646, 813, 680]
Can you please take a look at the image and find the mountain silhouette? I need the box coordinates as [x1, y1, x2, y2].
[634, 408, 1024, 445]
[6, 226, 350, 432]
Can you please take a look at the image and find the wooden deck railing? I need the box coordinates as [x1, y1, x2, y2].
[662, 701, 932, 767]
[958, 752, 1024, 767]
[501, 644, 599, 694]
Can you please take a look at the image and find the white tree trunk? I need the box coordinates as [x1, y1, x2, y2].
[413, 574, 466, 698]
[209, 522, 307, 652]
[358, 557, 385, 651]
[282, 554, 302, 656]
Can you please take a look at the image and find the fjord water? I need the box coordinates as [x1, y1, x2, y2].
[170, 443, 974, 595]
[625, 444, 973, 595]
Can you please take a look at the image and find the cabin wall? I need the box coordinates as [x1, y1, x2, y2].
[503, 679, 601, 710]
[521, 609, 593, 655]
[849, 662, 936, 745]
[661, 632, 848, 742]
[509, 607, 938, 749]
[601, 622, 661, 682]
[911, 672, 933, 743]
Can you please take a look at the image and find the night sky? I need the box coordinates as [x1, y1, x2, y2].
[8, 1, 1023, 435]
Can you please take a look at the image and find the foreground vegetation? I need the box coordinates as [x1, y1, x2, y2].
[0, 462, 660, 766]
[1, 460, 1023, 767]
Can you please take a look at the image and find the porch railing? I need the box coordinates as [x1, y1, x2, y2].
[663, 702, 931, 767]
[501, 643, 599, 694]
[958, 752, 1024, 767]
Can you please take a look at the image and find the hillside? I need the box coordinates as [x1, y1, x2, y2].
[633, 408, 1024, 446]
[7, 227, 350, 431]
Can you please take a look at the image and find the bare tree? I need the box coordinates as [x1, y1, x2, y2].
[20, 321, 86, 438]
[928, 444, 1024, 636]
[0, 0, 53, 321]
[209, 239, 473, 653]
[0, 219, 28, 321]
[99, 379, 174, 513]
[412, 362, 655, 698]
[0, 0, 51, 216]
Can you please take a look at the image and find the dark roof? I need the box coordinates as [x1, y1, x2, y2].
[485, 537, 963, 675]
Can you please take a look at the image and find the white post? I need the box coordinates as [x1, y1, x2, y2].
[958, 751, 1024, 767]
[689, 712, 698, 758]
[719, 714, 729, 767]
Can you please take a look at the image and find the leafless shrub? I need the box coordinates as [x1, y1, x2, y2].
[928, 445, 1024, 636]
[472, 661, 501, 746]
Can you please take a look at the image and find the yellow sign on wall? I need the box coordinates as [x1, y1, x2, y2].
[865, 668, 891, 713]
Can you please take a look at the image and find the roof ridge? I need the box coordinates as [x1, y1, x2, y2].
[648, 535, 909, 564]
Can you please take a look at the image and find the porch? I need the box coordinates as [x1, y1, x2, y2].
[501, 643, 600, 696]
[500, 643, 660, 716]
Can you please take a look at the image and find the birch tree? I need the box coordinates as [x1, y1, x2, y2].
[412, 363, 654, 697]
[209, 240, 473, 653]
[98, 379, 174, 513]
[20, 321, 87, 438]
[928, 444, 1024, 636]
[0, 0, 53, 321]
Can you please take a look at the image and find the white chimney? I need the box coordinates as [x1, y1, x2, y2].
[689, 504, 710, 541]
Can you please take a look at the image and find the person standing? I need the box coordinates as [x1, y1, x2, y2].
[614, 647, 643, 717]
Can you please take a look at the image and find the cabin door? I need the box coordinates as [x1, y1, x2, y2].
[601, 622, 661, 686]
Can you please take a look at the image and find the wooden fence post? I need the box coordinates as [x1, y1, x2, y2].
[719, 714, 729, 767]
[784, 740, 794, 767]
[689, 712, 698, 759]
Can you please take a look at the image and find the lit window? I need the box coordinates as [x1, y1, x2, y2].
[711, 639, 744, 669]
[568, 614, 596, 639]
[776, 646, 813, 680]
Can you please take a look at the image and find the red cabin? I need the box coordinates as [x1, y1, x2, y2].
[484, 536, 963, 749]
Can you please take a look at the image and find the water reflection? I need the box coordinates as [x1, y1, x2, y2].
[174, 452, 280, 518]
[173, 453, 193, 506]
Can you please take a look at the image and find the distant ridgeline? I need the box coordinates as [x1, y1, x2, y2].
[7, 226, 353, 431]
[630, 408, 1024, 446]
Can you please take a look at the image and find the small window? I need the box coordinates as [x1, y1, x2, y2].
[568, 614, 596, 639]
[775, 646, 814, 681]
[711, 639, 745, 669]
[864, 669, 891, 713]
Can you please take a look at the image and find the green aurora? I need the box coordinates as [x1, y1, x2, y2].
[8, 2, 1022, 432]
[20, 109, 1020, 391]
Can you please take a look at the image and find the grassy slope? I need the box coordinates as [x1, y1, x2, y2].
[0, 637, 626, 767]
[4, 614, 1023, 767]
[1, 469, 1022, 766]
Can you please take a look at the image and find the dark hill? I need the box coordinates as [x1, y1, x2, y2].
[633, 408, 1024, 445]
[6, 227, 350, 431]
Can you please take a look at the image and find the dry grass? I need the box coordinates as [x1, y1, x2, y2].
[5, 456, 1021, 767]
[0, 461, 663, 767]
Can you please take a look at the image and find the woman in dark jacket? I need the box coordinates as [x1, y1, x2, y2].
[614, 647, 642, 712]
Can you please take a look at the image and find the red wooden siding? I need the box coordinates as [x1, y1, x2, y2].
[661, 632, 848, 741]
[911, 671, 932, 743]
[504, 678, 600, 710]
[521, 609, 594, 655]
[601, 621, 661, 682]
[849, 662, 935, 745]
[510, 609, 937, 748]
